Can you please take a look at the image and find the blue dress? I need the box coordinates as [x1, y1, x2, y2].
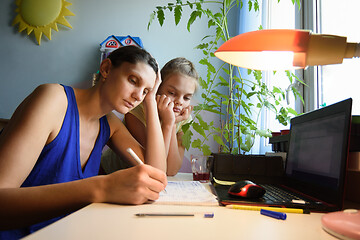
[0, 85, 110, 239]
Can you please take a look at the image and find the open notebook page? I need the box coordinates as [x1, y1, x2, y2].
[152, 181, 218, 206]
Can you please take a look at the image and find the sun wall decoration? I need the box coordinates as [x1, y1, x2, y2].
[12, 0, 75, 45]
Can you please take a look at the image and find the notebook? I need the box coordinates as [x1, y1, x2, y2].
[152, 181, 218, 206]
[213, 98, 352, 212]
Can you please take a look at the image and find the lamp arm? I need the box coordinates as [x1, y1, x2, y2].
[352, 42, 360, 58]
[307, 34, 360, 66]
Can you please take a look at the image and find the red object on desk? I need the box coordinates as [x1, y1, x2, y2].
[193, 172, 210, 182]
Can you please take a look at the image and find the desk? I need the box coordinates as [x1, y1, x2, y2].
[23, 173, 336, 240]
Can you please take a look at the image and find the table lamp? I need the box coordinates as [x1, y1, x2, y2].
[214, 29, 360, 70]
[215, 28, 360, 240]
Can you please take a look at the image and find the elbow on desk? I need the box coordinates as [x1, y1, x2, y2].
[166, 169, 178, 176]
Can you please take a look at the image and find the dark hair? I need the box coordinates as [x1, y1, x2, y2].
[160, 57, 199, 91]
[93, 46, 158, 85]
[108, 46, 158, 73]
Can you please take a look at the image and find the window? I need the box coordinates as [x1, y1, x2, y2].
[258, 0, 360, 154]
[255, 0, 302, 154]
[316, 0, 360, 113]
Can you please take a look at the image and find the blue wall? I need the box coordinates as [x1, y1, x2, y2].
[0, 0, 221, 118]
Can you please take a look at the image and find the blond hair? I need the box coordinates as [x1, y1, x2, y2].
[160, 57, 199, 92]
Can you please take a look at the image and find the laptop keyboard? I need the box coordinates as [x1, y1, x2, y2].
[261, 184, 306, 203]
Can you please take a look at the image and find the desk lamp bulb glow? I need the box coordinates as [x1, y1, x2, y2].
[214, 29, 360, 70]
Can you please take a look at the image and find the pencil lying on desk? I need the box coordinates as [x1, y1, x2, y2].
[226, 205, 310, 214]
[135, 213, 194, 217]
[135, 213, 214, 218]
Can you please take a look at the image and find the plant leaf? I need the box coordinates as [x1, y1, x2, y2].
[255, 129, 272, 138]
[174, 6, 182, 25]
[287, 107, 298, 116]
[147, 12, 156, 30]
[182, 128, 193, 150]
[186, 1, 193, 8]
[248, 0, 253, 11]
[213, 134, 225, 146]
[192, 122, 206, 138]
[187, 11, 198, 31]
[254, 0, 260, 11]
[202, 145, 212, 155]
[157, 9, 165, 26]
[191, 139, 202, 149]
[181, 122, 191, 133]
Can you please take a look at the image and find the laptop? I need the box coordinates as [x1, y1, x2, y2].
[213, 98, 352, 212]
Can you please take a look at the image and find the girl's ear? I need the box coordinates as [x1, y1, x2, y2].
[99, 58, 112, 79]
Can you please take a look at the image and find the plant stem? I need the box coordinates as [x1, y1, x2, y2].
[236, 67, 244, 152]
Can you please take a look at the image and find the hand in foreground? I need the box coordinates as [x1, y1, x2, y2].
[156, 94, 175, 126]
[175, 105, 193, 123]
[103, 164, 167, 205]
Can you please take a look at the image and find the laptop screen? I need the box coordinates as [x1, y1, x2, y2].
[285, 98, 352, 206]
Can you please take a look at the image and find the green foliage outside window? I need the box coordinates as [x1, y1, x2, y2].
[148, 0, 304, 155]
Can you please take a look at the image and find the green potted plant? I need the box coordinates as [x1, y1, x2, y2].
[148, 0, 303, 165]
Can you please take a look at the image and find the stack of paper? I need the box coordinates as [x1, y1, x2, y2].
[153, 181, 218, 206]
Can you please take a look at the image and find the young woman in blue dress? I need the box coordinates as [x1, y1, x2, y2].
[0, 46, 167, 239]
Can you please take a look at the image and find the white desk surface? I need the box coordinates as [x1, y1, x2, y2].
[23, 173, 337, 240]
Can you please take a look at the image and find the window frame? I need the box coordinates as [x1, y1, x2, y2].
[302, 0, 322, 112]
[256, 0, 306, 154]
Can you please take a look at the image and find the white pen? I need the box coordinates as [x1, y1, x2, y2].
[126, 148, 144, 165]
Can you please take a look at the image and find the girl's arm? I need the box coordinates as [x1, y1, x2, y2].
[156, 94, 184, 176]
[160, 104, 193, 175]
[163, 125, 184, 175]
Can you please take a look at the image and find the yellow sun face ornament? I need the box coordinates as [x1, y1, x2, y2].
[12, 0, 75, 45]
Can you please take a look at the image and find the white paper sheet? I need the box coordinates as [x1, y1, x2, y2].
[153, 181, 218, 206]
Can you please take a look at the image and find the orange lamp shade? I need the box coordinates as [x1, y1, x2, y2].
[215, 29, 359, 70]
